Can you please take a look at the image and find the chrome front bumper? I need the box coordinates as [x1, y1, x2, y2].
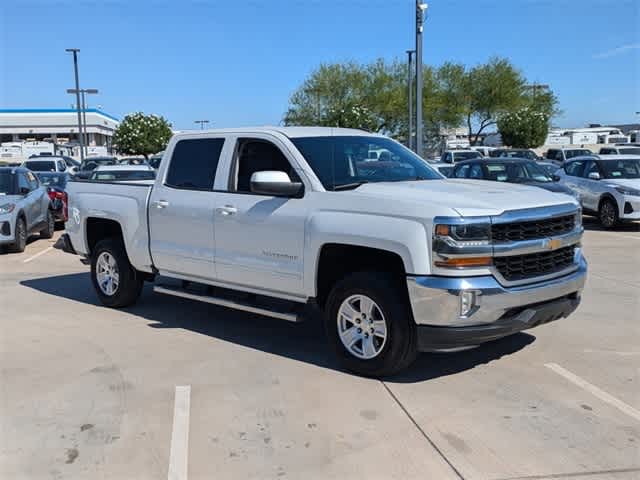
[407, 254, 587, 329]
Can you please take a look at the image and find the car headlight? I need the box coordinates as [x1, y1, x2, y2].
[0, 203, 16, 214]
[433, 222, 492, 268]
[614, 186, 640, 196]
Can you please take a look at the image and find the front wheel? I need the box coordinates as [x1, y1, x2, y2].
[325, 272, 418, 377]
[8, 217, 26, 253]
[599, 198, 618, 229]
[91, 238, 143, 308]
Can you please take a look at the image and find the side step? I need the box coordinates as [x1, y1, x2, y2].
[153, 283, 303, 322]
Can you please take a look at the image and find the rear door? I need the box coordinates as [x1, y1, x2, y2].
[148, 135, 228, 280]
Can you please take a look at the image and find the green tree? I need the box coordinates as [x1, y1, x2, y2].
[113, 112, 173, 158]
[497, 107, 551, 148]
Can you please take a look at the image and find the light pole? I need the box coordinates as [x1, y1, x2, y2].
[68, 88, 98, 156]
[65, 48, 84, 160]
[194, 120, 210, 130]
[406, 50, 415, 151]
[415, 2, 428, 158]
[525, 83, 550, 101]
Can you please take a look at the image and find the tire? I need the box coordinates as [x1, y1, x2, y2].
[90, 238, 144, 308]
[8, 217, 27, 253]
[599, 198, 618, 229]
[40, 210, 55, 239]
[325, 271, 418, 377]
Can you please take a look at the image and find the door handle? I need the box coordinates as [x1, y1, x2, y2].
[153, 200, 169, 209]
[216, 205, 237, 216]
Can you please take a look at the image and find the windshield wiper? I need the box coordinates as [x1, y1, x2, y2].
[332, 181, 369, 191]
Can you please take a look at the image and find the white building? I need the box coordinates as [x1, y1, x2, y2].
[0, 108, 119, 150]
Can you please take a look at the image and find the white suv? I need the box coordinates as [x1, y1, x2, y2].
[556, 154, 640, 228]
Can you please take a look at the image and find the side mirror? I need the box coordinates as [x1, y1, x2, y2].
[552, 174, 561, 182]
[588, 172, 601, 180]
[250, 171, 304, 197]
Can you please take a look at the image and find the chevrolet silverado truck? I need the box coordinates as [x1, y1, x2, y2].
[60, 127, 587, 376]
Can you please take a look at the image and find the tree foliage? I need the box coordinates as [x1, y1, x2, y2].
[283, 57, 558, 150]
[497, 107, 551, 148]
[113, 112, 173, 158]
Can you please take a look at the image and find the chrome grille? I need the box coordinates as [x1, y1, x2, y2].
[491, 215, 575, 242]
[494, 246, 576, 282]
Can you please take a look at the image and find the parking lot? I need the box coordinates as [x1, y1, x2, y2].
[1, 218, 638, 480]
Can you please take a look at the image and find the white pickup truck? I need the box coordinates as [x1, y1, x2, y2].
[60, 127, 587, 376]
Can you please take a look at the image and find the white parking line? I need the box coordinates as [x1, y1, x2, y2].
[545, 363, 640, 422]
[23, 246, 53, 263]
[610, 234, 640, 241]
[168, 385, 191, 480]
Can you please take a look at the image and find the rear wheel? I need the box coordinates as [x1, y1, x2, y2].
[91, 238, 143, 308]
[40, 210, 55, 239]
[599, 198, 618, 229]
[325, 272, 417, 377]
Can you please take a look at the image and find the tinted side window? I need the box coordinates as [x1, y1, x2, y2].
[454, 164, 470, 178]
[546, 150, 557, 159]
[165, 138, 225, 191]
[234, 139, 299, 193]
[565, 161, 586, 177]
[583, 161, 601, 178]
[469, 164, 484, 178]
[18, 173, 30, 192]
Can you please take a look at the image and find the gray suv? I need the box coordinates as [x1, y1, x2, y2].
[0, 167, 55, 252]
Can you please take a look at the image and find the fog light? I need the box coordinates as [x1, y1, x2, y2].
[459, 291, 477, 317]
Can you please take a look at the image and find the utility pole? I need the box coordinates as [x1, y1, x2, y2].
[406, 50, 415, 151]
[67, 88, 98, 157]
[65, 48, 84, 161]
[194, 120, 210, 130]
[415, 2, 428, 157]
[526, 83, 550, 101]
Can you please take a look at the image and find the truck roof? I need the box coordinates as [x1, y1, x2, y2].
[172, 126, 378, 139]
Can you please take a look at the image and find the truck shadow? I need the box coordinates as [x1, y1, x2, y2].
[21, 272, 535, 383]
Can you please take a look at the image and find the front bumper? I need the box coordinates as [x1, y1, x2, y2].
[620, 195, 640, 220]
[407, 254, 587, 351]
[0, 217, 15, 244]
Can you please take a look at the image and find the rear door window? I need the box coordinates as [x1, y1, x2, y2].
[165, 138, 225, 191]
[564, 161, 586, 177]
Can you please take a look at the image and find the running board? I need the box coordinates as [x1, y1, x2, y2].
[153, 284, 303, 322]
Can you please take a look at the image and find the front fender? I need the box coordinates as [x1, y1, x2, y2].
[304, 211, 431, 297]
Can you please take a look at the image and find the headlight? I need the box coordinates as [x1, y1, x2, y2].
[614, 186, 640, 196]
[434, 223, 490, 244]
[433, 222, 492, 268]
[0, 203, 16, 214]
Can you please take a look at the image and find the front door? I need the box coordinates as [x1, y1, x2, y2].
[148, 136, 227, 280]
[213, 137, 307, 297]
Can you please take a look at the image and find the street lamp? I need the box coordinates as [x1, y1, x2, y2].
[406, 50, 415, 151]
[525, 83, 550, 100]
[68, 88, 98, 155]
[194, 120, 210, 130]
[415, 2, 428, 157]
[65, 48, 85, 160]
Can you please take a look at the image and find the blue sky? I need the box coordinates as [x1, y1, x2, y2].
[1, 0, 638, 130]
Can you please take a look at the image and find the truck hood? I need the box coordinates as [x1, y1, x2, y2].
[347, 179, 578, 217]
[602, 178, 640, 190]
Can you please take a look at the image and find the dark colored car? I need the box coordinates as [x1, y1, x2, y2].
[74, 156, 118, 179]
[489, 148, 541, 161]
[148, 153, 163, 169]
[35, 172, 69, 225]
[451, 158, 577, 197]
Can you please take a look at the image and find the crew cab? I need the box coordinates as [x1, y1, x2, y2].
[60, 127, 587, 376]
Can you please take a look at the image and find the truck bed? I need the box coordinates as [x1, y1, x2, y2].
[65, 179, 154, 272]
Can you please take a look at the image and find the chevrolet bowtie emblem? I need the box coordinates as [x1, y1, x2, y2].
[546, 238, 562, 250]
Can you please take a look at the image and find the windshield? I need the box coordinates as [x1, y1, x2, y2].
[453, 151, 482, 161]
[25, 161, 56, 172]
[90, 170, 156, 181]
[0, 171, 16, 194]
[80, 158, 116, 171]
[619, 148, 640, 155]
[291, 136, 441, 190]
[600, 159, 640, 179]
[539, 163, 559, 176]
[499, 150, 537, 160]
[565, 149, 592, 159]
[36, 173, 68, 188]
[486, 161, 553, 183]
